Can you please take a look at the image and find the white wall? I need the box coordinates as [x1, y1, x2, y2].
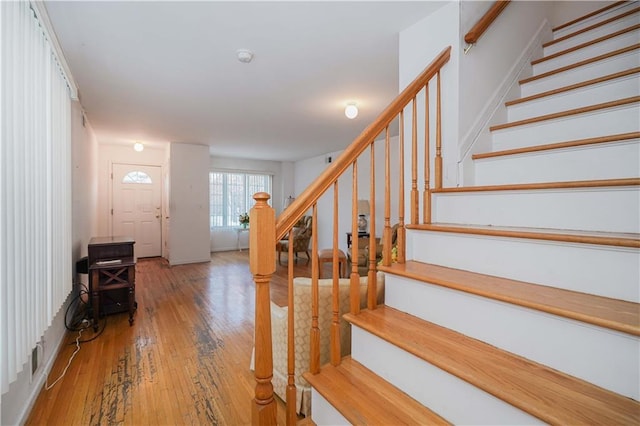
[168, 143, 210, 265]
[1, 100, 99, 425]
[399, 0, 460, 206]
[458, 1, 556, 184]
[294, 136, 400, 253]
[209, 156, 293, 252]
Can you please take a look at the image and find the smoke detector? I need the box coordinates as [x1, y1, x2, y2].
[237, 49, 254, 63]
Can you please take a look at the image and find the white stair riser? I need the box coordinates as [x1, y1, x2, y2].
[310, 391, 350, 426]
[410, 231, 640, 302]
[492, 104, 640, 150]
[433, 187, 640, 233]
[385, 276, 640, 400]
[351, 327, 544, 425]
[553, 3, 639, 39]
[508, 75, 639, 121]
[520, 52, 640, 97]
[475, 140, 640, 185]
[545, 12, 640, 56]
[533, 29, 640, 75]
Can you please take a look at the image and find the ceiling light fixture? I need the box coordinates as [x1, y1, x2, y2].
[133, 142, 144, 152]
[345, 102, 358, 119]
[237, 49, 254, 63]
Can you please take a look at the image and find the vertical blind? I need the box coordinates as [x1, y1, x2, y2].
[1, 1, 72, 394]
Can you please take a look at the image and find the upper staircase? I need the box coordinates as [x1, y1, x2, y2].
[304, 2, 640, 424]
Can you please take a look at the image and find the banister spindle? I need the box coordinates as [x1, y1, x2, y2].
[398, 110, 406, 264]
[435, 70, 443, 189]
[286, 227, 296, 425]
[383, 127, 392, 267]
[350, 161, 360, 315]
[367, 142, 377, 310]
[330, 182, 341, 366]
[249, 193, 277, 425]
[310, 204, 320, 375]
[411, 98, 419, 224]
[424, 82, 432, 224]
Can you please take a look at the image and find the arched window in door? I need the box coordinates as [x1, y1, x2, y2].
[122, 171, 152, 184]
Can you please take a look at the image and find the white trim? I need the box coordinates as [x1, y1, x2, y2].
[29, 1, 79, 100]
[458, 18, 551, 163]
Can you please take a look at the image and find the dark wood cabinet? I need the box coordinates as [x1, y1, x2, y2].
[88, 236, 136, 329]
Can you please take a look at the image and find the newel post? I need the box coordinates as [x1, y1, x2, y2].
[250, 192, 277, 426]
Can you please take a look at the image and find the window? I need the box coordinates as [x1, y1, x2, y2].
[209, 171, 272, 228]
[122, 171, 152, 184]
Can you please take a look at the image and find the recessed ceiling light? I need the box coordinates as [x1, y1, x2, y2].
[133, 142, 144, 152]
[345, 102, 358, 119]
[237, 49, 254, 63]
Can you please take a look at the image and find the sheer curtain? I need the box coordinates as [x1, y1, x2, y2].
[1, 1, 73, 395]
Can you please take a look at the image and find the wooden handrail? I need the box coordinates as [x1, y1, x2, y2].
[252, 46, 452, 425]
[275, 46, 452, 241]
[464, 1, 511, 45]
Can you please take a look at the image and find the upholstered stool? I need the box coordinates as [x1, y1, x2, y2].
[317, 249, 347, 278]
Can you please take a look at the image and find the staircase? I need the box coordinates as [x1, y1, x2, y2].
[305, 3, 640, 424]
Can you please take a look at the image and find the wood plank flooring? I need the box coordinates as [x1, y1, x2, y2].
[26, 250, 317, 425]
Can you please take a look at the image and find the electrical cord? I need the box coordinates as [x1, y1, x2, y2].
[64, 282, 107, 342]
[44, 329, 82, 390]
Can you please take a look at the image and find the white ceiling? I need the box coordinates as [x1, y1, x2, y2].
[45, 1, 446, 162]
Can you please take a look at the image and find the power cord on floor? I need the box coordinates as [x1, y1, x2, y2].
[64, 282, 108, 342]
[44, 328, 82, 390]
[43, 281, 112, 390]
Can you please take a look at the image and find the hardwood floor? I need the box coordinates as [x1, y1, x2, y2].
[26, 250, 316, 425]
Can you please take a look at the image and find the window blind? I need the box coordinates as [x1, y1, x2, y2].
[1, 1, 72, 394]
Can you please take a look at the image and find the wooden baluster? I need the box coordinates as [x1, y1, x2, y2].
[310, 204, 320, 374]
[383, 127, 392, 267]
[249, 193, 277, 426]
[367, 142, 377, 310]
[423, 82, 432, 224]
[330, 182, 341, 366]
[435, 71, 443, 189]
[398, 110, 406, 264]
[286, 228, 296, 425]
[410, 98, 419, 224]
[350, 161, 360, 315]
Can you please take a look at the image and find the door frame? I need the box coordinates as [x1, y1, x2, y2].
[109, 161, 166, 259]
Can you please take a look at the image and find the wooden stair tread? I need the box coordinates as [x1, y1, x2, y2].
[490, 96, 639, 132]
[506, 67, 640, 106]
[378, 260, 640, 336]
[407, 223, 640, 248]
[344, 306, 640, 425]
[472, 132, 640, 160]
[432, 177, 640, 193]
[553, 1, 628, 32]
[520, 43, 639, 85]
[545, 6, 640, 48]
[532, 23, 640, 65]
[303, 357, 451, 425]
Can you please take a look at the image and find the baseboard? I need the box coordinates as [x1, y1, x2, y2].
[5, 291, 74, 425]
[168, 256, 212, 266]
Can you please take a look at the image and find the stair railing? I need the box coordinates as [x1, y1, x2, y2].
[250, 46, 452, 425]
[464, 1, 511, 53]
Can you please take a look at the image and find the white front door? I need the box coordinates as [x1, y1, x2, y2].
[112, 164, 162, 258]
